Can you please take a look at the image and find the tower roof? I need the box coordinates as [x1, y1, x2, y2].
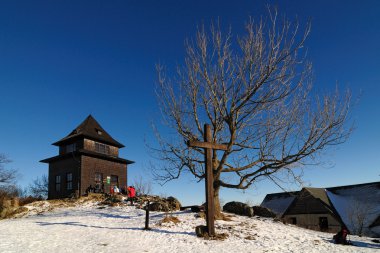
[52, 115, 125, 148]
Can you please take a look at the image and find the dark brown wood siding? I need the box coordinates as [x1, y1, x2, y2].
[59, 139, 84, 155]
[48, 156, 80, 199]
[83, 139, 119, 156]
[80, 155, 127, 195]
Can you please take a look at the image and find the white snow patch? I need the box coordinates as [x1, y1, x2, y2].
[0, 203, 379, 253]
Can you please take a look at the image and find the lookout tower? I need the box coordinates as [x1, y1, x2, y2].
[40, 115, 134, 199]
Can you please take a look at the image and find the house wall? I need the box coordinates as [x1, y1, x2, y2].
[48, 155, 128, 199]
[283, 213, 341, 233]
[80, 155, 127, 195]
[48, 157, 80, 199]
[83, 139, 119, 156]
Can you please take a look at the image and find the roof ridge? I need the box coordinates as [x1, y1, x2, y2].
[52, 115, 125, 148]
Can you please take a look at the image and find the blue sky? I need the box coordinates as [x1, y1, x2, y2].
[0, 0, 379, 205]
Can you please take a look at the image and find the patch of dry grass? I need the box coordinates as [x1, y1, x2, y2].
[220, 214, 233, 221]
[19, 196, 43, 206]
[0, 206, 29, 219]
[1, 195, 110, 220]
[245, 235, 256, 240]
[202, 232, 229, 241]
[11, 207, 29, 216]
[196, 211, 233, 221]
[160, 215, 181, 224]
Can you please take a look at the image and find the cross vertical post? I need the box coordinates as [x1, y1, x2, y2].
[204, 124, 215, 236]
[187, 124, 227, 237]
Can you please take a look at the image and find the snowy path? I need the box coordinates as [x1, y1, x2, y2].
[0, 203, 379, 253]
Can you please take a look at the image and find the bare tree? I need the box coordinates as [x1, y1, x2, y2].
[132, 175, 153, 196]
[153, 9, 352, 217]
[0, 184, 27, 199]
[29, 175, 48, 199]
[0, 154, 17, 185]
[347, 197, 377, 236]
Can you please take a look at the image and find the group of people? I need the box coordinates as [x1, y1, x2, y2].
[110, 185, 120, 194]
[86, 184, 136, 205]
[85, 184, 103, 194]
[109, 185, 136, 200]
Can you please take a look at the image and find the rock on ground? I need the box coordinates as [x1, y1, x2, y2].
[147, 196, 182, 212]
[252, 206, 276, 218]
[223, 201, 254, 217]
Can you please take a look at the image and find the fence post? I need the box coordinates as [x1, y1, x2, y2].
[144, 200, 151, 230]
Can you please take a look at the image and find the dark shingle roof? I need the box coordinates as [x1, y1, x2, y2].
[326, 182, 380, 232]
[327, 181, 380, 192]
[52, 115, 124, 148]
[260, 191, 299, 216]
[304, 187, 332, 208]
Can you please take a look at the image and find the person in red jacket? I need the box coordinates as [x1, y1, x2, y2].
[333, 227, 351, 245]
[127, 186, 136, 205]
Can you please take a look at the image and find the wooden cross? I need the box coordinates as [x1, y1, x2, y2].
[187, 124, 227, 237]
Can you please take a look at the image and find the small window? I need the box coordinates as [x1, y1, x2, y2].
[66, 143, 76, 153]
[290, 217, 297, 225]
[67, 173, 73, 190]
[55, 175, 61, 192]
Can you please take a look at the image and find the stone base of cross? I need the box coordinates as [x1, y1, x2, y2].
[188, 124, 227, 237]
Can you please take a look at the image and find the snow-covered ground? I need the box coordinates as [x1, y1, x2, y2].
[0, 201, 379, 253]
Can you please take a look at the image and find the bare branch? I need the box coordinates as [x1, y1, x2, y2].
[150, 7, 353, 210]
[0, 154, 17, 185]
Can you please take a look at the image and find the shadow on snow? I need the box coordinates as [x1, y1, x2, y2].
[35, 221, 195, 236]
[323, 239, 380, 249]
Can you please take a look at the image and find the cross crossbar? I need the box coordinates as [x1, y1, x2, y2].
[187, 141, 227, 151]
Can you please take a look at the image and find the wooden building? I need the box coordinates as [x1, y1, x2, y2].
[40, 115, 134, 199]
[261, 182, 380, 237]
[281, 188, 343, 233]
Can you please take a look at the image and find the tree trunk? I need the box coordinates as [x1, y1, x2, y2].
[212, 169, 223, 220]
[213, 184, 223, 219]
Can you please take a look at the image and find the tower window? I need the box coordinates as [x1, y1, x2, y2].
[94, 173, 103, 192]
[66, 143, 76, 153]
[95, 142, 110, 154]
[55, 175, 61, 192]
[67, 173, 73, 190]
